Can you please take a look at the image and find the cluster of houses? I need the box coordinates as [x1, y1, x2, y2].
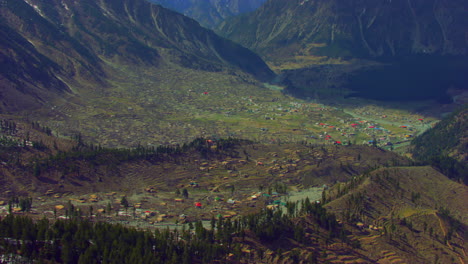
[314, 116, 421, 148]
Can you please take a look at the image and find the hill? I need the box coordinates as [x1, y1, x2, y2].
[147, 0, 267, 28]
[411, 106, 468, 183]
[325, 166, 468, 264]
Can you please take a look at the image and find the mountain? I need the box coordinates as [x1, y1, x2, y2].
[0, 0, 274, 114]
[218, 0, 468, 61]
[146, 0, 267, 28]
[0, 2, 102, 112]
[218, 0, 468, 103]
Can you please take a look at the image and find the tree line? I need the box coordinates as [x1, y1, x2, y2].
[0, 197, 346, 263]
[31, 137, 250, 179]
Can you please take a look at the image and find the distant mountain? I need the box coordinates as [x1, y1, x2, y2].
[146, 0, 267, 28]
[0, 0, 274, 113]
[217, 0, 467, 103]
[218, 0, 468, 60]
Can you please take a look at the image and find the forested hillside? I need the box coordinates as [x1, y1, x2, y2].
[0, 200, 343, 263]
[411, 106, 467, 184]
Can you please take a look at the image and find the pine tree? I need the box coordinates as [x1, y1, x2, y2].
[120, 196, 129, 209]
[182, 189, 189, 199]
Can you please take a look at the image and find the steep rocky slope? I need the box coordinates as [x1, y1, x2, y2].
[411, 106, 468, 183]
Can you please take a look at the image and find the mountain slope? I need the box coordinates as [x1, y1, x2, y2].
[147, 0, 267, 28]
[0, 0, 274, 114]
[218, 0, 468, 61]
[411, 106, 468, 183]
[0, 1, 102, 112]
[325, 166, 468, 263]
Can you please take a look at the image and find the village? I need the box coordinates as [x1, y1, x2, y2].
[0, 98, 436, 231]
[208, 96, 437, 150]
[0, 184, 327, 232]
[0, 155, 320, 230]
[0, 135, 409, 231]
